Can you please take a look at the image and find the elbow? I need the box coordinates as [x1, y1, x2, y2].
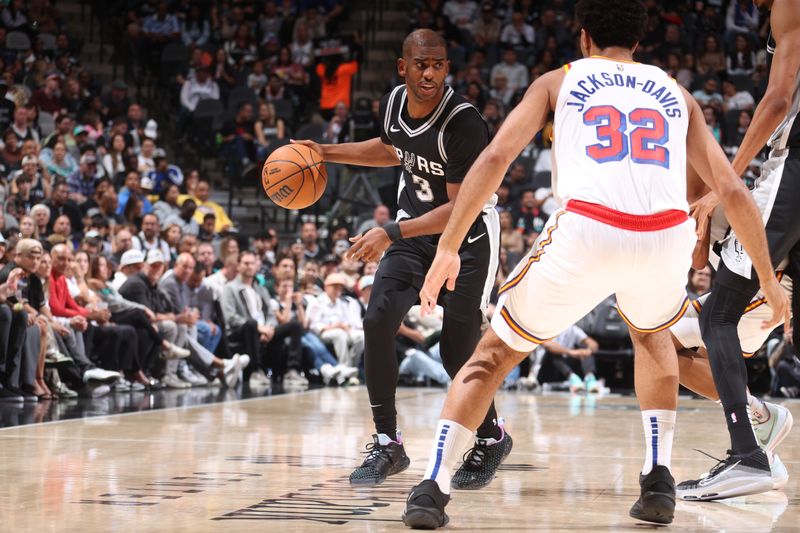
[718, 178, 750, 207]
[482, 147, 510, 170]
[762, 92, 791, 119]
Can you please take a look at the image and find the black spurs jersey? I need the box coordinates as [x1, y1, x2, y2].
[766, 32, 800, 150]
[379, 85, 491, 221]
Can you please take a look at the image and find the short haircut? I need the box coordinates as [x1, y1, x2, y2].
[239, 250, 256, 262]
[575, 0, 646, 50]
[402, 29, 447, 59]
[203, 213, 216, 221]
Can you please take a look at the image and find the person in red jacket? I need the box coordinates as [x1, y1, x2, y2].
[49, 244, 144, 382]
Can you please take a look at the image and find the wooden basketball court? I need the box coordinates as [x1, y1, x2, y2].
[0, 388, 797, 531]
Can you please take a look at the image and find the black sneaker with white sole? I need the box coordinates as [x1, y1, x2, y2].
[677, 447, 772, 501]
[402, 479, 450, 530]
[451, 426, 513, 490]
[629, 465, 676, 525]
[349, 433, 410, 485]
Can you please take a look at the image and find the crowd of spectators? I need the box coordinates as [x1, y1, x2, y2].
[1, 0, 797, 404]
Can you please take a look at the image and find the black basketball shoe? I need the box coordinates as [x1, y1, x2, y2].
[402, 480, 450, 529]
[629, 465, 676, 525]
[349, 433, 410, 485]
[451, 422, 513, 490]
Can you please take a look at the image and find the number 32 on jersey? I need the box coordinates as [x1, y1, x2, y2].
[583, 106, 670, 169]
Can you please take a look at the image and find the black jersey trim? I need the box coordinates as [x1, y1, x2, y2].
[397, 87, 455, 137]
[437, 102, 477, 163]
[384, 85, 405, 139]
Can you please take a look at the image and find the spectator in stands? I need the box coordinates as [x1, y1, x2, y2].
[164, 198, 199, 236]
[540, 325, 600, 393]
[186, 262, 221, 354]
[142, 1, 180, 67]
[10, 155, 50, 207]
[299, 222, 327, 261]
[221, 250, 306, 386]
[306, 272, 364, 371]
[192, 179, 234, 233]
[254, 101, 286, 159]
[258, 1, 283, 44]
[725, 0, 759, 43]
[692, 77, 723, 108]
[211, 48, 237, 100]
[513, 189, 546, 236]
[722, 80, 755, 112]
[726, 110, 753, 149]
[198, 213, 215, 242]
[195, 241, 215, 276]
[1, 129, 22, 169]
[132, 213, 171, 260]
[117, 170, 153, 216]
[103, 80, 131, 124]
[147, 152, 184, 194]
[30, 72, 62, 115]
[499, 210, 524, 263]
[111, 248, 142, 290]
[355, 204, 391, 236]
[697, 35, 726, 76]
[11, 106, 39, 144]
[491, 47, 528, 94]
[501, 11, 535, 51]
[153, 182, 181, 223]
[204, 251, 237, 300]
[46, 179, 82, 234]
[41, 139, 78, 180]
[178, 66, 219, 136]
[30, 203, 50, 238]
[220, 101, 256, 175]
[101, 133, 128, 181]
[323, 101, 352, 144]
[66, 153, 99, 204]
[316, 56, 359, 118]
[727, 33, 756, 76]
[180, 4, 210, 48]
[703, 105, 722, 144]
[291, 21, 314, 67]
[687, 266, 713, 300]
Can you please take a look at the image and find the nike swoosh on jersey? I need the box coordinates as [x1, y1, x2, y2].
[467, 233, 486, 244]
[390, 124, 400, 132]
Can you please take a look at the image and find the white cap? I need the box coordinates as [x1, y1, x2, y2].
[359, 275, 374, 291]
[146, 249, 165, 264]
[120, 249, 145, 267]
[140, 175, 154, 190]
[144, 119, 158, 140]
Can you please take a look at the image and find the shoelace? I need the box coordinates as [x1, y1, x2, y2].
[462, 442, 488, 468]
[692, 448, 732, 478]
[362, 442, 391, 466]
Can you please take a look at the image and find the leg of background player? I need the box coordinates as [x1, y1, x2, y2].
[699, 284, 759, 454]
[677, 351, 719, 400]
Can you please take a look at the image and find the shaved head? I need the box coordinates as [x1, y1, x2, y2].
[402, 29, 446, 59]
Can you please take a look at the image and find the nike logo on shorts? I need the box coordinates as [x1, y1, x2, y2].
[390, 125, 400, 132]
[467, 233, 486, 244]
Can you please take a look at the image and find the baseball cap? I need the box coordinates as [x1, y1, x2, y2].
[21, 155, 38, 166]
[146, 249, 165, 264]
[16, 238, 43, 256]
[358, 275, 375, 291]
[144, 119, 158, 140]
[73, 125, 88, 136]
[324, 272, 348, 287]
[120, 249, 145, 267]
[140, 175, 154, 190]
[321, 253, 339, 265]
[111, 79, 128, 90]
[80, 153, 97, 165]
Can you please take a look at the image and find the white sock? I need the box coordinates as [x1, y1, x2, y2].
[747, 393, 770, 423]
[422, 419, 474, 495]
[641, 410, 676, 475]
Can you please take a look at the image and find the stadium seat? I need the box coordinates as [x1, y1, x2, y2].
[227, 86, 258, 114]
[532, 171, 552, 190]
[272, 98, 295, 126]
[38, 32, 57, 51]
[295, 122, 325, 143]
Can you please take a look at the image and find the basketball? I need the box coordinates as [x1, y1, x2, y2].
[262, 144, 327, 209]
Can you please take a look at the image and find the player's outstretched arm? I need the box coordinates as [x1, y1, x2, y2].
[418, 69, 562, 312]
[291, 137, 400, 167]
[436, 70, 560, 254]
[730, 0, 800, 176]
[683, 87, 789, 329]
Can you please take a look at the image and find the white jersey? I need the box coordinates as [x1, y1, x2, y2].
[553, 57, 690, 215]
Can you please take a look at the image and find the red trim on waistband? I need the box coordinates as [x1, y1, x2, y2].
[565, 200, 688, 232]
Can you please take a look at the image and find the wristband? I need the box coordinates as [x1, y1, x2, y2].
[382, 222, 403, 242]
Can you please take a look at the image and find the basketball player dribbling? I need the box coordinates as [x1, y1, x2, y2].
[673, 0, 800, 500]
[293, 29, 513, 489]
[400, 0, 789, 529]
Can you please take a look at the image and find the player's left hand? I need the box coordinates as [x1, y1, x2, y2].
[347, 227, 391, 263]
[419, 249, 460, 316]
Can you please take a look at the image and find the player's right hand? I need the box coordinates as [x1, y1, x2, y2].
[760, 275, 790, 331]
[689, 191, 718, 241]
[290, 139, 324, 159]
[419, 249, 460, 316]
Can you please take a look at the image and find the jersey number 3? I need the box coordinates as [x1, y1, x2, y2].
[583, 106, 670, 169]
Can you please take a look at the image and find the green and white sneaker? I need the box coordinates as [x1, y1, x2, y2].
[771, 453, 788, 490]
[583, 373, 600, 393]
[568, 374, 584, 393]
[752, 401, 793, 457]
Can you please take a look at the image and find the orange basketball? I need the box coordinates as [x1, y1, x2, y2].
[262, 144, 327, 209]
